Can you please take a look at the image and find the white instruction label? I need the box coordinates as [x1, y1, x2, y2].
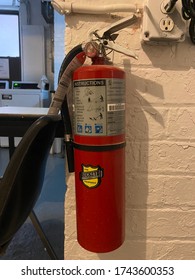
[74, 78, 125, 136]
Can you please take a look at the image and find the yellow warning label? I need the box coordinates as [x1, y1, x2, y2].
[80, 164, 104, 188]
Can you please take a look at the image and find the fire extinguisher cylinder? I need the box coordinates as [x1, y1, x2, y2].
[73, 63, 126, 253]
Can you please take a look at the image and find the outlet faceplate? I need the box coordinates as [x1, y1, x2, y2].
[159, 17, 174, 31]
[142, 0, 186, 44]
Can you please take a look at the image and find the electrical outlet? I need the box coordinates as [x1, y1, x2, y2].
[159, 17, 174, 31]
[142, 0, 186, 44]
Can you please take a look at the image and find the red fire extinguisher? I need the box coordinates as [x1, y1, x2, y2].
[50, 15, 138, 253]
[73, 54, 126, 253]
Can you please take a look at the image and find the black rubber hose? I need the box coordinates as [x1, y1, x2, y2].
[58, 44, 84, 172]
[61, 97, 75, 173]
[58, 44, 83, 83]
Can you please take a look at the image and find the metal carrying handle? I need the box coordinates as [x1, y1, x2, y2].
[85, 14, 139, 59]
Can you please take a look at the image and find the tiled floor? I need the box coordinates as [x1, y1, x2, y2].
[0, 147, 66, 260]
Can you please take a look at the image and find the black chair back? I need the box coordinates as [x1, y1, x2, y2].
[0, 115, 59, 248]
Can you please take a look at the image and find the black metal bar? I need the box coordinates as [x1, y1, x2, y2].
[29, 210, 58, 260]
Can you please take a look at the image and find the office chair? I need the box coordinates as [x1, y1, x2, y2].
[0, 115, 61, 259]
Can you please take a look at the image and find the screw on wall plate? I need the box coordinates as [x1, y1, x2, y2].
[159, 17, 174, 31]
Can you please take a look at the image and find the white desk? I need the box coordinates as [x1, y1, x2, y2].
[0, 106, 49, 116]
[0, 107, 49, 147]
[0, 106, 63, 157]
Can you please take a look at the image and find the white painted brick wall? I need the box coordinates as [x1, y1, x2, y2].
[63, 0, 195, 259]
